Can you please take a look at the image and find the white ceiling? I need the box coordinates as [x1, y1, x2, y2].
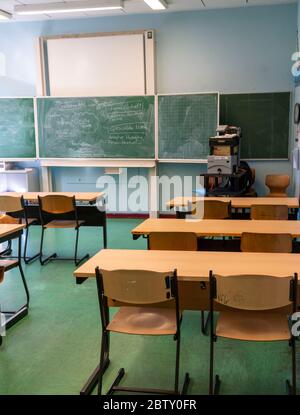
[0, 0, 296, 22]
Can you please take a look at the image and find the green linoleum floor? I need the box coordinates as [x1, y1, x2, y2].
[0, 218, 297, 395]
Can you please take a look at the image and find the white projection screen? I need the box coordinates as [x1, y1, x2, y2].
[42, 31, 155, 96]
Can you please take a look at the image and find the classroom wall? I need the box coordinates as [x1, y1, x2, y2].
[294, 0, 300, 198]
[0, 4, 297, 211]
[297, 0, 300, 105]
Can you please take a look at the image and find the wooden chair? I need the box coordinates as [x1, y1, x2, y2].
[251, 204, 289, 220]
[0, 195, 39, 263]
[208, 271, 297, 395]
[241, 232, 293, 253]
[265, 175, 290, 197]
[204, 200, 231, 219]
[148, 232, 198, 251]
[38, 195, 89, 266]
[95, 267, 190, 395]
[191, 200, 231, 219]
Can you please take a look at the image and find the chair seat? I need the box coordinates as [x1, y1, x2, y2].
[0, 215, 20, 224]
[0, 259, 18, 272]
[0, 216, 37, 226]
[107, 306, 178, 335]
[44, 220, 85, 228]
[216, 310, 290, 341]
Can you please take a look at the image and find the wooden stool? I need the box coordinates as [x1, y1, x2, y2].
[265, 175, 290, 197]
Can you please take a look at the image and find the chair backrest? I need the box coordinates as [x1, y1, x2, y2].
[241, 232, 292, 253]
[251, 204, 289, 220]
[265, 174, 290, 197]
[203, 200, 231, 219]
[99, 269, 177, 304]
[149, 232, 198, 251]
[212, 273, 294, 311]
[38, 195, 75, 214]
[0, 195, 24, 214]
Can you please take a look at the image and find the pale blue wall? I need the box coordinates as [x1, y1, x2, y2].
[0, 5, 296, 96]
[294, 0, 300, 201]
[297, 0, 300, 104]
[0, 4, 297, 210]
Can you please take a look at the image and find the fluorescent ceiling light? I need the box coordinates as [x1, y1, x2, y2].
[144, 0, 168, 10]
[0, 9, 12, 20]
[15, 0, 124, 16]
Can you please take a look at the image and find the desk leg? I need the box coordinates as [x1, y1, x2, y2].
[290, 208, 299, 221]
[103, 214, 107, 249]
[18, 235, 30, 305]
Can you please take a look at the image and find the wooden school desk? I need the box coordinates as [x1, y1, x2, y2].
[166, 196, 299, 219]
[0, 223, 29, 330]
[74, 248, 300, 395]
[0, 224, 25, 240]
[1, 191, 103, 204]
[167, 196, 299, 210]
[131, 218, 300, 239]
[1, 191, 108, 248]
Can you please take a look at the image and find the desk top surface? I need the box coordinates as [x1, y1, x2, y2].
[1, 192, 105, 203]
[0, 223, 25, 238]
[167, 197, 299, 209]
[74, 249, 300, 281]
[132, 218, 300, 237]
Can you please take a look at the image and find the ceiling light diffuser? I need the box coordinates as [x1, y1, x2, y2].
[144, 0, 168, 11]
[15, 0, 124, 16]
[0, 9, 12, 20]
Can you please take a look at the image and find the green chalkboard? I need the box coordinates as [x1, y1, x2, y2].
[0, 98, 36, 159]
[37, 96, 155, 158]
[158, 93, 218, 159]
[220, 93, 290, 159]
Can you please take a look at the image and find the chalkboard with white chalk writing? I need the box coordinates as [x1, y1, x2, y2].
[37, 96, 155, 158]
[0, 98, 36, 159]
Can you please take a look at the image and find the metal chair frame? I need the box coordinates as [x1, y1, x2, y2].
[95, 267, 190, 396]
[0, 195, 39, 263]
[38, 195, 89, 266]
[208, 270, 298, 395]
[0, 229, 30, 346]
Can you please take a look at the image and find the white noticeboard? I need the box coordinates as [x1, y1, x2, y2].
[43, 32, 154, 96]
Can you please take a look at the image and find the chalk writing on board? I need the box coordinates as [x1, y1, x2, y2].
[38, 96, 155, 158]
